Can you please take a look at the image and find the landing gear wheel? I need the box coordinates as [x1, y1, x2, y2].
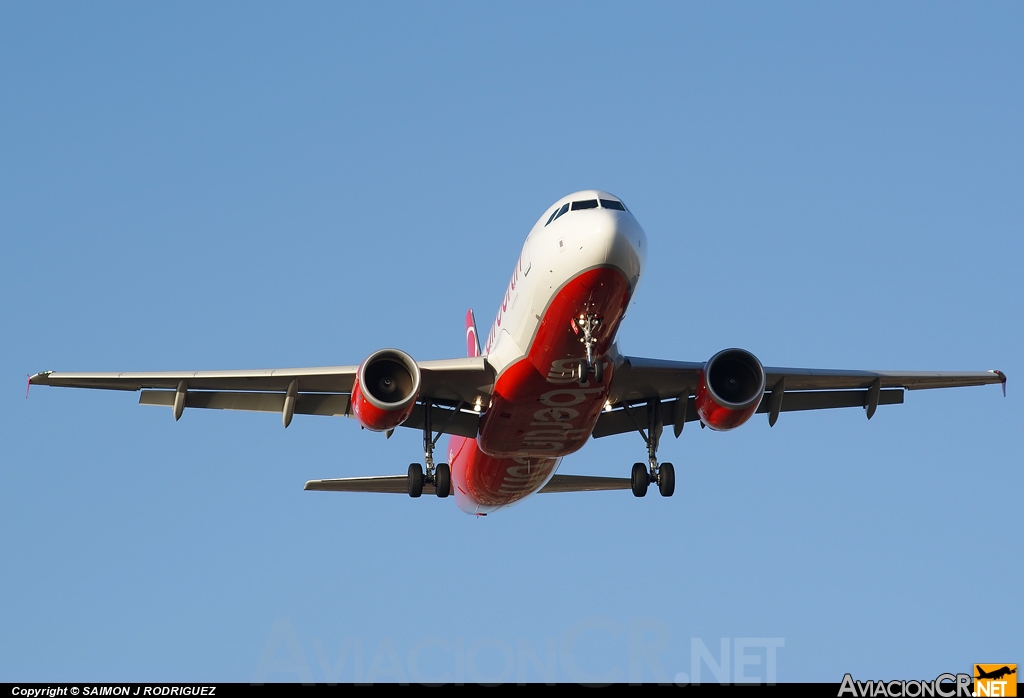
[631, 462, 649, 498]
[578, 359, 590, 385]
[407, 463, 423, 498]
[593, 358, 604, 384]
[434, 463, 451, 498]
[658, 462, 675, 497]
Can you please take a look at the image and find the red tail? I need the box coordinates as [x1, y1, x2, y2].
[465, 309, 481, 357]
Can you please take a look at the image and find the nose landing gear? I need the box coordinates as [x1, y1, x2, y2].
[573, 313, 604, 385]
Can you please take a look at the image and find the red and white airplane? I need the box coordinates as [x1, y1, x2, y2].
[31, 191, 1006, 515]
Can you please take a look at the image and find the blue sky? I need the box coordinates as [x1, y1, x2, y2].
[1, 2, 1021, 683]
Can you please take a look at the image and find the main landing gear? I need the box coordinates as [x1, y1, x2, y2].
[623, 400, 675, 498]
[407, 401, 451, 499]
[573, 313, 604, 385]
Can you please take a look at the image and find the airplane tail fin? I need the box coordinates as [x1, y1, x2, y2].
[465, 309, 482, 358]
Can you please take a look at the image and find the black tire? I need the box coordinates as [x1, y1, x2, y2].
[434, 463, 451, 498]
[658, 462, 675, 497]
[631, 462, 648, 497]
[578, 359, 590, 385]
[593, 358, 604, 384]
[407, 463, 423, 498]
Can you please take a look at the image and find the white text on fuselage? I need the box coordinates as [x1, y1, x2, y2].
[483, 250, 528, 355]
[498, 358, 607, 493]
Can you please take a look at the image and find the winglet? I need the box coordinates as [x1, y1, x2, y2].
[993, 369, 1006, 397]
[465, 309, 482, 358]
[25, 374, 30, 398]
[28, 371, 51, 388]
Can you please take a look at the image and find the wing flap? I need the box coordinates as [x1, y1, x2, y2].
[758, 388, 904, 412]
[139, 391, 479, 436]
[594, 389, 906, 438]
[140, 390, 351, 416]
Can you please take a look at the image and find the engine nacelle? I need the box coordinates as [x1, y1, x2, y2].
[350, 348, 421, 431]
[695, 348, 766, 431]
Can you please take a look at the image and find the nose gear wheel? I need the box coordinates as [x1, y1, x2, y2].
[573, 313, 604, 384]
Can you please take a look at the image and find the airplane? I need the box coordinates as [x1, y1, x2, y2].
[29, 190, 1006, 515]
[975, 666, 1016, 681]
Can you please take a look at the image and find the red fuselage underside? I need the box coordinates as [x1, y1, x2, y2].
[449, 267, 631, 509]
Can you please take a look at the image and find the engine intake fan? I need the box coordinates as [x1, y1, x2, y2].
[351, 348, 421, 431]
[695, 348, 766, 431]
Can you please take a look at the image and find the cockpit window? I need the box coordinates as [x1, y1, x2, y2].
[546, 197, 625, 226]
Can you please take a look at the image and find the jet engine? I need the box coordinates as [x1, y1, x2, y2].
[694, 348, 766, 431]
[350, 348, 421, 431]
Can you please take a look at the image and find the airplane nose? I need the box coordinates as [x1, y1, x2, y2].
[539, 195, 647, 285]
[592, 209, 646, 280]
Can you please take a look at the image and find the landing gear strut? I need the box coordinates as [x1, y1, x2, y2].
[407, 401, 452, 498]
[623, 399, 675, 498]
[573, 313, 603, 385]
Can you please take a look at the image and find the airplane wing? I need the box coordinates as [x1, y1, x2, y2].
[305, 475, 426, 494]
[596, 354, 1006, 438]
[538, 474, 631, 493]
[304, 474, 630, 494]
[28, 357, 494, 438]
